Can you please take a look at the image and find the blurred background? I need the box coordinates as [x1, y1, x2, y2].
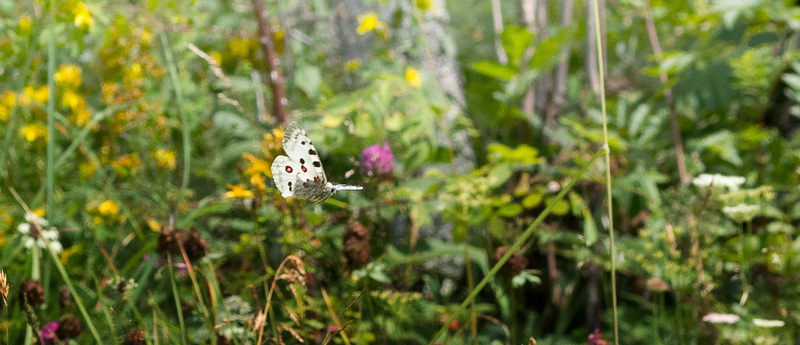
[1, 0, 800, 344]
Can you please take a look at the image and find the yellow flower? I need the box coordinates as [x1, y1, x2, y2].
[415, 0, 432, 11]
[228, 37, 254, 60]
[74, 2, 94, 30]
[357, 12, 383, 35]
[20, 123, 47, 142]
[97, 200, 119, 216]
[242, 153, 271, 177]
[250, 174, 266, 191]
[146, 219, 161, 232]
[0, 91, 15, 121]
[79, 161, 97, 179]
[405, 67, 422, 88]
[61, 89, 84, 110]
[32, 208, 46, 218]
[101, 83, 119, 104]
[19, 15, 32, 32]
[210, 52, 223, 66]
[155, 149, 177, 170]
[60, 245, 79, 263]
[111, 153, 142, 177]
[225, 184, 254, 199]
[70, 107, 92, 127]
[345, 59, 362, 71]
[274, 29, 285, 55]
[55, 64, 83, 89]
[124, 63, 143, 85]
[22, 85, 49, 106]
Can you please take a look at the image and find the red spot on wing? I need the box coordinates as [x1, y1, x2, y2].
[285, 166, 293, 173]
[301, 166, 307, 173]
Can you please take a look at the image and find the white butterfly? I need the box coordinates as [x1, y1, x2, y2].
[270, 122, 363, 203]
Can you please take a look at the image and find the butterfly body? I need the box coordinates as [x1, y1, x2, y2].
[271, 122, 363, 203]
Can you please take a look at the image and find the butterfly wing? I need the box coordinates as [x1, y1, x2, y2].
[271, 155, 307, 198]
[282, 122, 327, 183]
[293, 181, 334, 203]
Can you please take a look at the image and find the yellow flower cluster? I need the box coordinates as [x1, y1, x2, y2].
[0, 91, 16, 122]
[405, 67, 422, 88]
[357, 12, 386, 37]
[227, 127, 285, 201]
[111, 153, 142, 177]
[155, 149, 177, 170]
[73, 1, 94, 30]
[87, 199, 121, 225]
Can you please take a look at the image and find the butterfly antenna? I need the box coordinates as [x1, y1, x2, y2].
[333, 184, 364, 191]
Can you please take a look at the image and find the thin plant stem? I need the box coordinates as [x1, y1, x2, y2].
[160, 34, 191, 221]
[427, 149, 605, 345]
[464, 245, 477, 344]
[168, 255, 189, 345]
[46, 0, 56, 220]
[590, 0, 619, 343]
[738, 221, 750, 305]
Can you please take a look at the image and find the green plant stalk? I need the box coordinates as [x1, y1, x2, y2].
[160, 34, 191, 220]
[167, 256, 189, 345]
[46, 0, 56, 224]
[427, 149, 604, 344]
[464, 244, 477, 344]
[590, 0, 619, 343]
[738, 221, 751, 305]
[40, 238, 103, 342]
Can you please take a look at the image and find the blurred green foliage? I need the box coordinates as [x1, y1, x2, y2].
[1, 0, 800, 344]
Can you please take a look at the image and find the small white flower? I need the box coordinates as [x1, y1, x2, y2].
[752, 318, 784, 328]
[17, 213, 62, 253]
[692, 174, 746, 190]
[722, 203, 760, 223]
[702, 313, 740, 324]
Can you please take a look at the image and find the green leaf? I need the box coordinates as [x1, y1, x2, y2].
[472, 60, 517, 81]
[529, 26, 577, 70]
[522, 193, 543, 209]
[295, 65, 322, 98]
[498, 203, 523, 217]
[501, 26, 534, 66]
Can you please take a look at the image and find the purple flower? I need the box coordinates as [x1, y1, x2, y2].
[588, 328, 608, 345]
[360, 142, 394, 178]
[40, 321, 59, 345]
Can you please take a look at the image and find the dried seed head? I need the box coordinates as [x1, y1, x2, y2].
[0, 271, 8, 310]
[493, 246, 528, 279]
[56, 314, 83, 339]
[58, 285, 71, 309]
[156, 226, 181, 255]
[217, 334, 234, 345]
[18, 277, 44, 308]
[182, 229, 208, 262]
[124, 328, 146, 345]
[342, 221, 371, 269]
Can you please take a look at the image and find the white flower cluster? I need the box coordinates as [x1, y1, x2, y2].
[17, 213, 62, 253]
[692, 174, 746, 190]
[722, 203, 760, 223]
[702, 313, 740, 324]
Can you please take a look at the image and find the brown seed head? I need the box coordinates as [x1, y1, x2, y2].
[0, 271, 8, 310]
[18, 277, 44, 308]
[493, 246, 528, 279]
[56, 314, 83, 339]
[156, 226, 181, 255]
[342, 221, 371, 269]
[124, 328, 147, 345]
[58, 285, 71, 308]
[182, 229, 208, 262]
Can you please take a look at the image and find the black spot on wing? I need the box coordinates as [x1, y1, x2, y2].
[313, 161, 321, 168]
[308, 149, 317, 155]
[299, 158, 305, 164]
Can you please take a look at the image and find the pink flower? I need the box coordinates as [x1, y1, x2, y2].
[40, 321, 59, 345]
[360, 142, 394, 178]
